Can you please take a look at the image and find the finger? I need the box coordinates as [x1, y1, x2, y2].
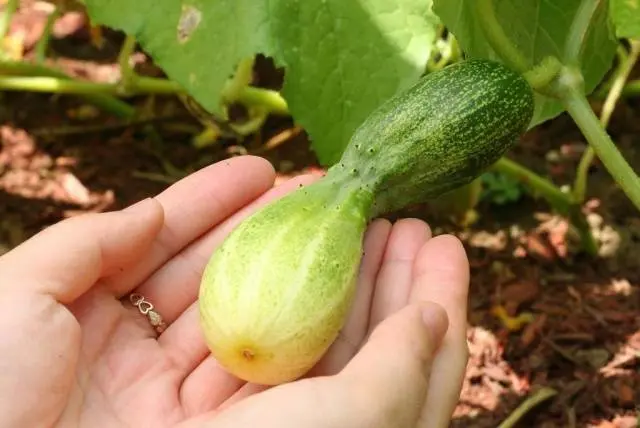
[409, 235, 470, 428]
[0, 198, 164, 303]
[368, 218, 431, 333]
[178, 345, 245, 416]
[137, 173, 321, 327]
[338, 302, 448, 427]
[308, 218, 391, 376]
[105, 155, 276, 297]
[195, 303, 448, 428]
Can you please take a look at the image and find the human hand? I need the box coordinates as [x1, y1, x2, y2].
[0, 155, 469, 428]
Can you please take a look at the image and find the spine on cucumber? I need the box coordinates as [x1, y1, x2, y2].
[199, 59, 535, 386]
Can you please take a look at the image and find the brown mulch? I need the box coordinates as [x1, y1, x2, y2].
[1, 3, 639, 427]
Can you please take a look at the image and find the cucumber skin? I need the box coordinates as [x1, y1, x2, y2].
[199, 178, 374, 385]
[338, 58, 534, 216]
[199, 59, 534, 385]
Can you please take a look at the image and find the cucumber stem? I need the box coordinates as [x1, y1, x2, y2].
[558, 66, 640, 211]
[573, 40, 640, 203]
[523, 56, 563, 93]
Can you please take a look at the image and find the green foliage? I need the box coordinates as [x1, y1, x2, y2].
[481, 171, 524, 205]
[610, 0, 640, 38]
[84, 0, 440, 165]
[432, 0, 617, 127]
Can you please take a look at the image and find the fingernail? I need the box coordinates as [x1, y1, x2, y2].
[420, 302, 448, 346]
[123, 197, 153, 213]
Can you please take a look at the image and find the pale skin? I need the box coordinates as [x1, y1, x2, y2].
[0, 155, 470, 428]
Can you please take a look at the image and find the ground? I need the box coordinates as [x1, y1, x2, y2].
[1, 3, 639, 427]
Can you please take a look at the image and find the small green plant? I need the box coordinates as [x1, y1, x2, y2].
[481, 171, 524, 206]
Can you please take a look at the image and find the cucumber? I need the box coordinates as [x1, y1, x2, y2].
[199, 59, 534, 385]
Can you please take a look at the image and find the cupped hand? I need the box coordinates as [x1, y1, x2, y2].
[0, 156, 469, 428]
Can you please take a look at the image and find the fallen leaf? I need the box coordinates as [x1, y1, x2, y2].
[60, 172, 91, 205]
[501, 280, 540, 312]
[520, 313, 547, 347]
[469, 230, 508, 251]
[616, 382, 635, 407]
[523, 232, 557, 261]
[575, 348, 610, 369]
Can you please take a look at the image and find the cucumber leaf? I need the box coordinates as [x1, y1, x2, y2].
[610, 0, 640, 38]
[84, 0, 440, 166]
[432, 0, 617, 128]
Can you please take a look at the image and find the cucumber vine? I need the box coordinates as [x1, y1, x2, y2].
[574, 41, 640, 203]
[472, 0, 640, 254]
[477, 0, 640, 211]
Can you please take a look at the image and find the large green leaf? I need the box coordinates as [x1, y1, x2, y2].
[85, 0, 439, 165]
[432, 0, 617, 127]
[611, 0, 640, 38]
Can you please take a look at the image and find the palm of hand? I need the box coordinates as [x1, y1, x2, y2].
[0, 157, 468, 428]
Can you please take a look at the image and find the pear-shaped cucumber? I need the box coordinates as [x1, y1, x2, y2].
[199, 59, 534, 385]
[199, 178, 373, 385]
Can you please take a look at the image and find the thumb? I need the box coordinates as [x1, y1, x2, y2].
[337, 302, 449, 427]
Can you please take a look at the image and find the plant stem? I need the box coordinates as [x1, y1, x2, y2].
[574, 40, 640, 203]
[475, 0, 529, 73]
[492, 158, 572, 212]
[1, 57, 287, 116]
[497, 387, 557, 428]
[568, 205, 600, 256]
[493, 157, 598, 255]
[564, 0, 600, 66]
[34, 7, 61, 63]
[0, 60, 135, 118]
[222, 57, 255, 102]
[474, 0, 562, 92]
[0, 0, 18, 44]
[118, 34, 137, 91]
[592, 45, 631, 98]
[0, 75, 183, 95]
[237, 86, 289, 116]
[559, 67, 640, 211]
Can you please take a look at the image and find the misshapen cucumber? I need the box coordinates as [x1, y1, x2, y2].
[199, 59, 534, 385]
